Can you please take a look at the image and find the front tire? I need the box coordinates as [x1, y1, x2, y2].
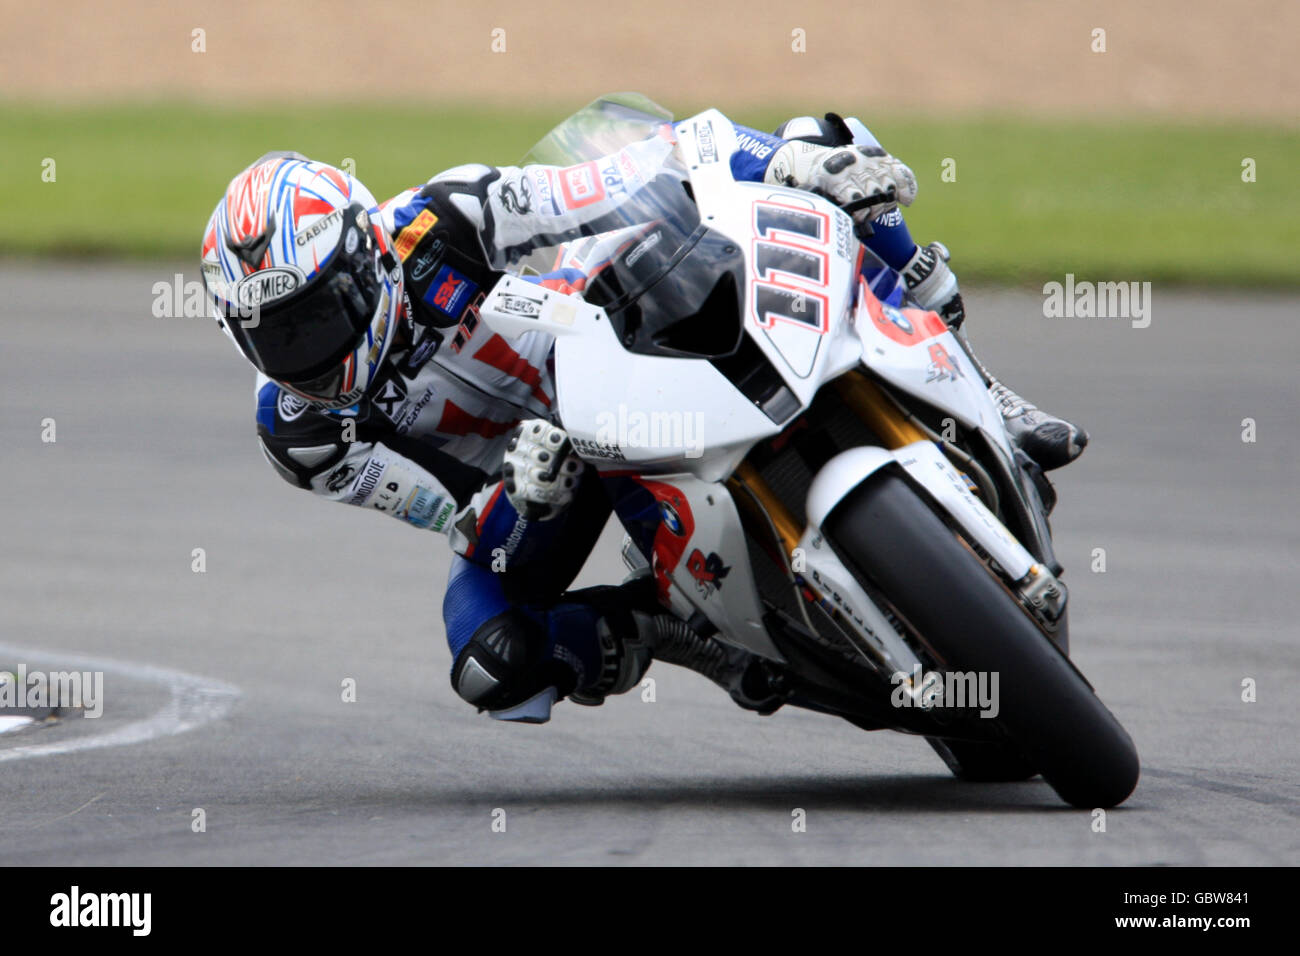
[926, 737, 1037, 782]
[824, 470, 1139, 808]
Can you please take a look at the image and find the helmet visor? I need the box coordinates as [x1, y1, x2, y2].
[220, 204, 384, 383]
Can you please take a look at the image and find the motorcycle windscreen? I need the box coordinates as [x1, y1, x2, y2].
[521, 93, 675, 167]
[584, 227, 747, 360]
[494, 93, 701, 277]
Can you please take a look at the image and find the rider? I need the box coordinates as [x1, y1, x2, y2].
[199, 105, 1085, 723]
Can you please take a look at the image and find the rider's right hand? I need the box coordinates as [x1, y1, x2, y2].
[501, 420, 585, 521]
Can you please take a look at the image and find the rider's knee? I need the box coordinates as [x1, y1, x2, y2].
[450, 610, 572, 710]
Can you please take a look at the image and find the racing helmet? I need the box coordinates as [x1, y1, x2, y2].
[201, 152, 402, 409]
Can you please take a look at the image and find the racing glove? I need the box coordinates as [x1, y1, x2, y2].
[765, 141, 918, 223]
[502, 420, 584, 521]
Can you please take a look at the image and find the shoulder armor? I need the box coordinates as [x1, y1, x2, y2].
[255, 378, 349, 487]
[427, 163, 495, 185]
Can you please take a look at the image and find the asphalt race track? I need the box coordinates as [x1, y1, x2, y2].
[2, 262, 1296, 865]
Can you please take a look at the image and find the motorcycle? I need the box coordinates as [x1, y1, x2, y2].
[480, 94, 1139, 809]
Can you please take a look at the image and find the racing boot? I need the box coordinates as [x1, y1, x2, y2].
[573, 558, 785, 713]
[566, 610, 654, 707]
[638, 612, 786, 715]
[956, 326, 1089, 471]
[986, 375, 1089, 471]
[904, 241, 1087, 472]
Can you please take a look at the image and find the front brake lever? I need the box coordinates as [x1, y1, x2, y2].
[844, 186, 898, 241]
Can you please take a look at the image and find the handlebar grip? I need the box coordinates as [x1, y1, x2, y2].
[840, 186, 897, 218]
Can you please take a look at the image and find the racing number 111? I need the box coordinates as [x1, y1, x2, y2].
[750, 199, 832, 333]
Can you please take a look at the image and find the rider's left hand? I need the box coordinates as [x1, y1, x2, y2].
[766, 141, 918, 222]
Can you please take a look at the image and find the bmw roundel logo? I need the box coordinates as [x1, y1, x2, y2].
[660, 501, 684, 536]
[881, 305, 914, 334]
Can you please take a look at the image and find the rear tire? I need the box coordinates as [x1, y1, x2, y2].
[824, 470, 1139, 808]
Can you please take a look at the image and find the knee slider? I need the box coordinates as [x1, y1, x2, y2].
[450, 611, 563, 710]
[451, 611, 536, 709]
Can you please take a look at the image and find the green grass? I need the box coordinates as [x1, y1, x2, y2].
[2, 102, 1296, 286]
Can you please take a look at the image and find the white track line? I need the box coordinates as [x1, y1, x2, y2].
[0, 716, 35, 735]
[0, 643, 240, 762]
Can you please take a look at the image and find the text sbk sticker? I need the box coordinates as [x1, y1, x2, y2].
[423, 264, 478, 318]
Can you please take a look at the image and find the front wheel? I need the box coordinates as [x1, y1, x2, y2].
[926, 736, 1037, 782]
[823, 470, 1139, 808]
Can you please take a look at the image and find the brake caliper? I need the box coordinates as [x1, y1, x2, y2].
[1019, 564, 1067, 626]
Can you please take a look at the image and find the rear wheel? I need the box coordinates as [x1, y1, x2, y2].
[823, 470, 1139, 808]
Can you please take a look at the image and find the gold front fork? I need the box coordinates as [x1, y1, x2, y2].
[729, 460, 803, 556]
[726, 371, 926, 555]
[831, 371, 929, 449]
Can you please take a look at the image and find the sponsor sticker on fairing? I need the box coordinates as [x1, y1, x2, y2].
[617, 149, 646, 188]
[694, 120, 718, 164]
[625, 230, 662, 267]
[496, 293, 544, 317]
[573, 437, 627, 462]
[686, 548, 731, 598]
[833, 208, 854, 258]
[596, 157, 626, 197]
[924, 342, 963, 383]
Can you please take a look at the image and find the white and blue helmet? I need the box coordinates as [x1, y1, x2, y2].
[201, 153, 402, 409]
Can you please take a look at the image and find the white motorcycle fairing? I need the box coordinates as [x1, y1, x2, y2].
[480, 109, 1050, 672]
